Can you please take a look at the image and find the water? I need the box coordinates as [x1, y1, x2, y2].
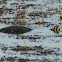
[0, 0, 62, 62]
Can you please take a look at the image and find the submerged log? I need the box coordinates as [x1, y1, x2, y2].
[0, 26, 32, 34]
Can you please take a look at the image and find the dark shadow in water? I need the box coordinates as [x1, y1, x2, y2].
[0, 26, 32, 34]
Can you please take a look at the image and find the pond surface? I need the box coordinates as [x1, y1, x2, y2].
[0, 0, 62, 62]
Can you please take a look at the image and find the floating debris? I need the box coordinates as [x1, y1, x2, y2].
[40, 49, 56, 55]
[34, 46, 43, 50]
[29, 35, 40, 39]
[35, 19, 47, 25]
[26, 4, 35, 7]
[0, 56, 6, 61]
[15, 19, 26, 25]
[11, 45, 43, 52]
[28, 11, 42, 16]
[44, 23, 55, 27]
[11, 46, 35, 51]
[18, 59, 30, 62]
[35, 21, 47, 25]
[6, 57, 15, 62]
[1, 47, 8, 51]
[42, 59, 51, 62]
[0, 26, 32, 34]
